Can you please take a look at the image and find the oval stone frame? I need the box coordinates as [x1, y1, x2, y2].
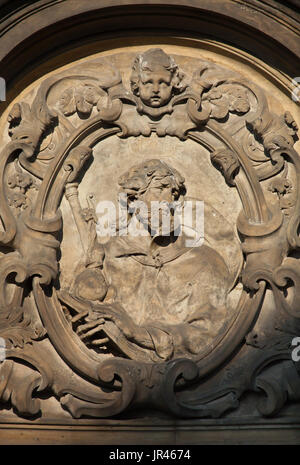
[0, 45, 300, 420]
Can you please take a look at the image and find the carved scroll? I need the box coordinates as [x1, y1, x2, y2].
[0, 48, 299, 420]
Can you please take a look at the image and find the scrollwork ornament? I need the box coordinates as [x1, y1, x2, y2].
[0, 47, 299, 422]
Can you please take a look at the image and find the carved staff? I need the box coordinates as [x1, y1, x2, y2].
[64, 182, 89, 256]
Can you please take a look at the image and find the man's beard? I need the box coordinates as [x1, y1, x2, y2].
[138, 201, 179, 236]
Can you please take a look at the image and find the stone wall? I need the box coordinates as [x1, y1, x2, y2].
[0, 0, 299, 445]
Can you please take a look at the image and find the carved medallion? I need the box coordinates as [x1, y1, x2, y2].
[0, 48, 300, 420]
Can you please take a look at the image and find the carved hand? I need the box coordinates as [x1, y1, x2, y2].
[90, 302, 157, 351]
[91, 302, 136, 339]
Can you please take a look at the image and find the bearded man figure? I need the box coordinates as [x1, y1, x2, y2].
[61, 158, 242, 362]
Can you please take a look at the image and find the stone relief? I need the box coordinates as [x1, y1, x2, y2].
[0, 48, 299, 420]
[59, 158, 242, 362]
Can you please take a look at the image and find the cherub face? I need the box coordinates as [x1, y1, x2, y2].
[138, 66, 173, 107]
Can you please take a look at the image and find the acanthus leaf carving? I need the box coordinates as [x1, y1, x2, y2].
[0, 47, 299, 422]
[0, 359, 45, 417]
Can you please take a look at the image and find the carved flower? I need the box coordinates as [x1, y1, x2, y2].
[204, 85, 250, 120]
[8, 192, 27, 209]
[208, 89, 222, 101]
[210, 103, 228, 119]
[268, 176, 295, 215]
[205, 88, 228, 119]
[280, 197, 295, 212]
[269, 177, 292, 197]
[227, 88, 250, 114]
[59, 84, 109, 117]
[7, 172, 33, 193]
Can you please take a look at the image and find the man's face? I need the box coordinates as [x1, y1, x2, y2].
[138, 66, 173, 107]
[138, 182, 177, 235]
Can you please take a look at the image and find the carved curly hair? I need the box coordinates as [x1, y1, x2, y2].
[118, 159, 186, 201]
[130, 48, 185, 97]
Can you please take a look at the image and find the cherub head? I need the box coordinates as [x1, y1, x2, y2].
[130, 48, 185, 108]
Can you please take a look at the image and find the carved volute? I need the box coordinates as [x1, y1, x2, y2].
[0, 45, 300, 423]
